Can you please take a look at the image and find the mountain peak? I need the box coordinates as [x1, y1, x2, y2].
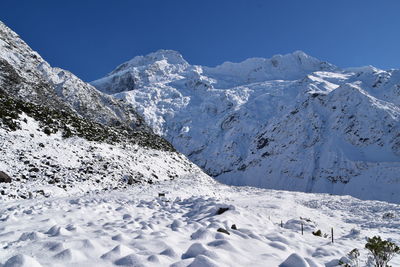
[290, 50, 314, 58]
[202, 51, 337, 87]
[130, 49, 187, 66]
[109, 49, 188, 76]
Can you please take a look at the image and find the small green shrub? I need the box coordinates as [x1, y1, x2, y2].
[312, 229, 322, 237]
[338, 248, 360, 267]
[365, 236, 399, 267]
[348, 248, 360, 267]
[43, 127, 52, 135]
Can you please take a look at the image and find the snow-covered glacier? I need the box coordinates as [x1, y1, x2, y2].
[92, 50, 400, 203]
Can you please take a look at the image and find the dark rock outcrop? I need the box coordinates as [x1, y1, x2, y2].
[0, 171, 12, 183]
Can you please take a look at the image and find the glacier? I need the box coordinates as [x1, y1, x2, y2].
[92, 49, 400, 203]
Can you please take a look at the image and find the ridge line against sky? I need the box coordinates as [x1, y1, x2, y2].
[1, 0, 400, 81]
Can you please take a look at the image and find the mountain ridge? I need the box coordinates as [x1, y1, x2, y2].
[92, 49, 400, 203]
[0, 21, 148, 131]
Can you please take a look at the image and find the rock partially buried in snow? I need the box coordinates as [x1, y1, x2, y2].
[217, 228, 230, 235]
[4, 254, 42, 267]
[216, 207, 230, 215]
[0, 171, 12, 183]
[279, 253, 310, 267]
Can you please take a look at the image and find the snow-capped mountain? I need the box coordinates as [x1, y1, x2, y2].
[1, 21, 400, 267]
[0, 22, 210, 200]
[92, 49, 400, 203]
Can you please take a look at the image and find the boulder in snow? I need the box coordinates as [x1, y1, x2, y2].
[0, 171, 12, 183]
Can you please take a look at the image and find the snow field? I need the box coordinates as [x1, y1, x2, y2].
[1, 178, 399, 266]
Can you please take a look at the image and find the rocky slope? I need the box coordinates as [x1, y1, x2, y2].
[0, 22, 208, 200]
[0, 21, 146, 130]
[92, 50, 400, 203]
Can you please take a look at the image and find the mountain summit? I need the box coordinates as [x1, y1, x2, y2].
[93, 50, 335, 93]
[92, 50, 400, 203]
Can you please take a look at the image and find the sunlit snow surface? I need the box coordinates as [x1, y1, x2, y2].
[0, 113, 199, 200]
[1, 176, 399, 266]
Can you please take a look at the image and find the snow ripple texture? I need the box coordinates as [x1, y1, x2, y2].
[1, 179, 399, 266]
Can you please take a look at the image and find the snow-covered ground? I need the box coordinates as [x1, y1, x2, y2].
[1, 176, 399, 267]
[0, 112, 199, 201]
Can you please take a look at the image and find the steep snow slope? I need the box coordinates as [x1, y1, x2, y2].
[1, 176, 399, 266]
[92, 50, 400, 203]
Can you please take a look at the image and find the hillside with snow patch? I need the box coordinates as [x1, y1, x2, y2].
[0, 22, 207, 201]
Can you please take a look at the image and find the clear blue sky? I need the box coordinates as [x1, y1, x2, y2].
[1, 0, 400, 81]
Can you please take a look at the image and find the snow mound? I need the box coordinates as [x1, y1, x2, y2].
[3, 254, 42, 267]
[279, 253, 310, 267]
[1, 181, 399, 266]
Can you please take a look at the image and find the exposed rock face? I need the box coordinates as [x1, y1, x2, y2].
[0, 171, 12, 183]
[92, 49, 400, 203]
